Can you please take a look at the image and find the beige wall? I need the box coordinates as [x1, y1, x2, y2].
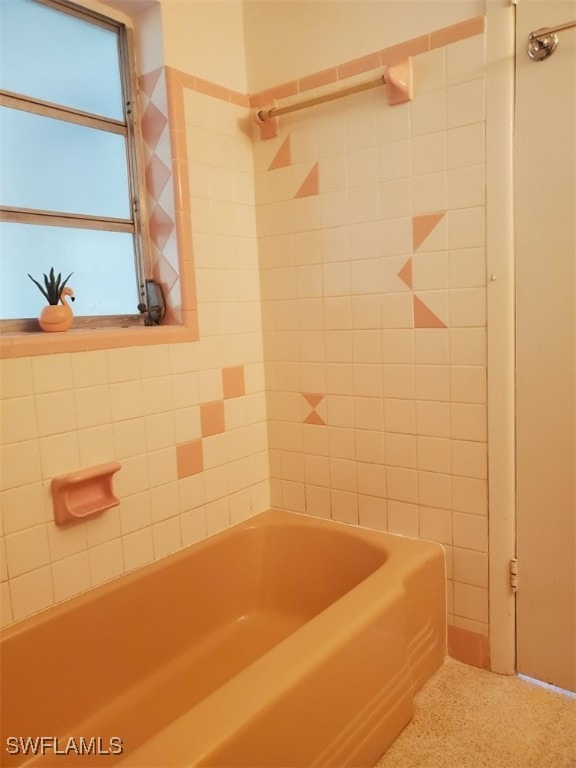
[162, 0, 248, 92]
[243, 0, 484, 92]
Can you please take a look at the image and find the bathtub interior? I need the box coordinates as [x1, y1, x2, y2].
[0, 518, 390, 766]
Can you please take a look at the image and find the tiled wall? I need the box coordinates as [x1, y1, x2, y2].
[1, 11, 491, 663]
[254, 25, 489, 650]
[0, 67, 269, 627]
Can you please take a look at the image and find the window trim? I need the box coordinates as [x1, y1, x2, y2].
[0, 0, 151, 329]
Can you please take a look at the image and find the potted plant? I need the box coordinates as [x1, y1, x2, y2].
[28, 268, 75, 332]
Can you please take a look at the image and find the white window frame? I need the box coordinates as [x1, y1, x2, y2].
[0, 0, 150, 332]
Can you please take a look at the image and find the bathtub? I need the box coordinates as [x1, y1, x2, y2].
[0, 509, 445, 767]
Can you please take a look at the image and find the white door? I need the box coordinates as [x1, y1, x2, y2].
[515, 0, 576, 692]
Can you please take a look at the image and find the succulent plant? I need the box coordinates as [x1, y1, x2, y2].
[28, 268, 73, 305]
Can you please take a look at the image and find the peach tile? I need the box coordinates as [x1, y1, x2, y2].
[222, 366, 246, 399]
[412, 211, 446, 251]
[169, 128, 188, 164]
[295, 162, 319, 199]
[338, 51, 381, 80]
[414, 296, 447, 329]
[200, 400, 225, 437]
[299, 67, 338, 93]
[447, 624, 490, 669]
[229, 91, 250, 108]
[140, 101, 168, 151]
[145, 153, 172, 200]
[430, 16, 486, 49]
[194, 76, 230, 102]
[263, 79, 299, 104]
[0, 339, 15, 359]
[397, 258, 413, 288]
[138, 67, 163, 98]
[248, 90, 265, 109]
[381, 35, 430, 66]
[268, 135, 291, 171]
[148, 203, 175, 250]
[304, 410, 326, 426]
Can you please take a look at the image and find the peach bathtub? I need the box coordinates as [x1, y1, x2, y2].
[0, 509, 445, 767]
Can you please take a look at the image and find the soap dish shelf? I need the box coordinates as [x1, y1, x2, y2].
[52, 462, 121, 526]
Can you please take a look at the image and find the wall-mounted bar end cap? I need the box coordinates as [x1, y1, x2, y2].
[51, 461, 122, 526]
[386, 58, 413, 105]
[254, 105, 280, 140]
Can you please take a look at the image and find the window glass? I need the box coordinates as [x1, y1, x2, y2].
[0, 222, 139, 318]
[0, 0, 124, 120]
[0, 107, 131, 218]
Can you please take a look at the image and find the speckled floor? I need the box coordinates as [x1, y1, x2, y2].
[376, 657, 576, 768]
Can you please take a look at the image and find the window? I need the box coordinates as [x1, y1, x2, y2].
[0, 0, 148, 328]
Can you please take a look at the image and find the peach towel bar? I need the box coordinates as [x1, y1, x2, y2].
[256, 59, 412, 138]
[51, 461, 121, 525]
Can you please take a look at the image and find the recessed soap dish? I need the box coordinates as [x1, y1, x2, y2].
[52, 462, 121, 526]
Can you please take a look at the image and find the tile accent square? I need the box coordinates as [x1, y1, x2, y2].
[222, 366, 246, 399]
[200, 401, 226, 437]
[176, 440, 204, 479]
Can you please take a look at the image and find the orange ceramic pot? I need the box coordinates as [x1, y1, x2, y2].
[39, 304, 73, 333]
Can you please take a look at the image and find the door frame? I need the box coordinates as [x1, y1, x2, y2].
[485, 0, 516, 676]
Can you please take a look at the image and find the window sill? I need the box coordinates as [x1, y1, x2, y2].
[0, 313, 199, 358]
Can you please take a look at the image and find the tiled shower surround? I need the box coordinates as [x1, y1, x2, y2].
[256, 23, 489, 654]
[1, 15, 489, 662]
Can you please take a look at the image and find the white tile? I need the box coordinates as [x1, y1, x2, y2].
[411, 132, 447, 176]
[10, 565, 54, 621]
[378, 139, 410, 182]
[447, 80, 485, 129]
[447, 165, 485, 210]
[446, 35, 485, 86]
[447, 123, 485, 169]
[411, 90, 446, 137]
